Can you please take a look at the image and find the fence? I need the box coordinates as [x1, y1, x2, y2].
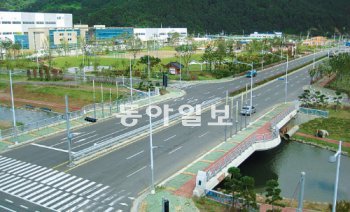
[71, 97, 222, 162]
[0, 90, 157, 142]
[205, 102, 298, 181]
[299, 107, 329, 118]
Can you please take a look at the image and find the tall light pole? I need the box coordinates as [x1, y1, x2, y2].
[9, 70, 18, 144]
[297, 172, 306, 212]
[284, 54, 289, 104]
[93, 79, 96, 118]
[148, 89, 155, 194]
[313, 47, 316, 69]
[329, 141, 342, 212]
[65, 95, 73, 167]
[129, 57, 133, 102]
[179, 54, 182, 84]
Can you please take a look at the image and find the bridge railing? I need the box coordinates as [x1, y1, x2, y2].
[270, 102, 299, 128]
[299, 107, 329, 118]
[206, 129, 279, 181]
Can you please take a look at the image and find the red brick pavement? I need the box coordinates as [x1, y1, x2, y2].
[296, 132, 350, 147]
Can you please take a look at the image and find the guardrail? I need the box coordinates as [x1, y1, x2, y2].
[71, 97, 222, 162]
[299, 107, 329, 118]
[205, 102, 298, 181]
[0, 90, 156, 141]
[205, 129, 279, 181]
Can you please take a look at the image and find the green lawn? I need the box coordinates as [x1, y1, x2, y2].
[298, 109, 350, 142]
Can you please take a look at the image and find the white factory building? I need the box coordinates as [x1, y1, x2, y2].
[0, 11, 72, 45]
[134, 28, 188, 42]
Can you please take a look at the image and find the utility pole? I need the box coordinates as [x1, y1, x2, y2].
[147, 48, 150, 79]
[224, 90, 228, 142]
[65, 95, 73, 167]
[148, 89, 155, 194]
[93, 79, 96, 118]
[235, 100, 239, 134]
[129, 57, 133, 102]
[9, 71, 18, 144]
[101, 84, 104, 118]
[297, 172, 306, 212]
[109, 88, 112, 115]
[285, 54, 289, 104]
[230, 97, 234, 137]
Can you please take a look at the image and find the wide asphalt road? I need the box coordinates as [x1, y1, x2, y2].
[0, 50, 330, 211]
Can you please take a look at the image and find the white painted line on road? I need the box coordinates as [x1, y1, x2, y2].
[126, 150, 144, 160]
[168, 146, 183, 155]
[31, 143, 69, 153]
[199, 132, 209, 138]
[0, 205, 16, 212]
[120, 202, 128, 206]
[128, 196, 135, 200]
[20, 205, 29, 210]
[208, 95, 215, 99]
[164, 135, 176, 142]
[5, 199, 13, 204]
[126, 166, 147, 178]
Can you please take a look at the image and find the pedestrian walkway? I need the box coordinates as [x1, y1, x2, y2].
[136, 103, 294, 211]
[0, 155, 132, 211]
[295, 132, 350, 147]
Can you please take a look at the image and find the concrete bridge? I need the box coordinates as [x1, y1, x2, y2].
[187, 102, 299, 197]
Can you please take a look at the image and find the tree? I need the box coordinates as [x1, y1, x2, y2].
[175, 43, 196, 76]
[328, 200, 350, 212]
[168, 32, 180, 46]
[201, 43, 215, 72]
[126, 35, 143, 62]
[265, 179, 283, 211]
[224, 167, 242, 209]
[239, 176, 258, 210]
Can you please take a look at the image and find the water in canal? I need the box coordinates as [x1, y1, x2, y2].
[239, 140, 350, 202]
[0, 106, 58, 125]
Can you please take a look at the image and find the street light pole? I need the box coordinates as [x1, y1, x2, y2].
[297, 172, 306, 212]
[129, 57, 133, 102]
[93, 79, 96, 119]
[65, 95, 73, 167]
[329, 141, 342, 212]
[285, 54, 289, 104]
[9, 70, 18, 144]
[179, 54, 182, 84]
[148, 89, 155, 194]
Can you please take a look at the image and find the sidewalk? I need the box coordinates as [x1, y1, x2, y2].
[134, 103, 293, 211]
[0, 87, 185, 152]
[295, 132, 350, 147]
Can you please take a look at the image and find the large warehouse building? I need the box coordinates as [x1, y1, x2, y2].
[0, 11, 72, 48]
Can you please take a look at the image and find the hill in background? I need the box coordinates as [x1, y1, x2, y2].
[1, 0, 350, 35]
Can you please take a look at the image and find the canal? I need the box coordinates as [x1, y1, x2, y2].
[239, 140, 350, 202]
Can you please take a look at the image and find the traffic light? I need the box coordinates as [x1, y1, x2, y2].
[162, 73, 168, 87]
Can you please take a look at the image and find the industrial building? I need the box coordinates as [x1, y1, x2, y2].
[0, 11, 72, 49]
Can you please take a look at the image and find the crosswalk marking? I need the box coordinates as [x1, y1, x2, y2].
[49, 194, 76, 209]
[59, 177, 82, 190]
[29, 188, 57, 202]
[46, 173, 70, 185]
[5, 180, 32, 193]
[72, 181, 95, 194]
[11, 182, 38, 195]
[52, 175, 76, 188]
[87, 186, 109, 199]
[57, 196, 84, 211]
[42, 192, 69, 207]
[68, 199, 90, 211]
[0, 156, 125, 211]
[66, 179, 89, 192]
[7, 163, 32, 173]
[17, 184, 43, 197]
[1, 178, 26, 190]
[29, 169, 52, 180]
[23, 186, 50, 199]
[36, 190, 63, 204]
[35, 170, 58, 181]
[41, 172, 65, 184]
[17, 165, 41, 176]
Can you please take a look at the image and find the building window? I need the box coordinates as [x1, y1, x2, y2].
[68, 33, 72, 36]
[3, 32, 12, 35]
[59, 33, 64, 36]
[45, 21, 56, 25]
[36, 21, 44, 24]
[2, 21, 11, 24]
[12, 21, 21, 24]
[68, 38, 72, 41]
[23, 21, 35, 24]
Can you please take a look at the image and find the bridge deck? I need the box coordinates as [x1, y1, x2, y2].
[159, 102, 294, 198]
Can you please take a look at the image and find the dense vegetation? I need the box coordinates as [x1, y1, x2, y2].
[1, 0, 350, 35]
